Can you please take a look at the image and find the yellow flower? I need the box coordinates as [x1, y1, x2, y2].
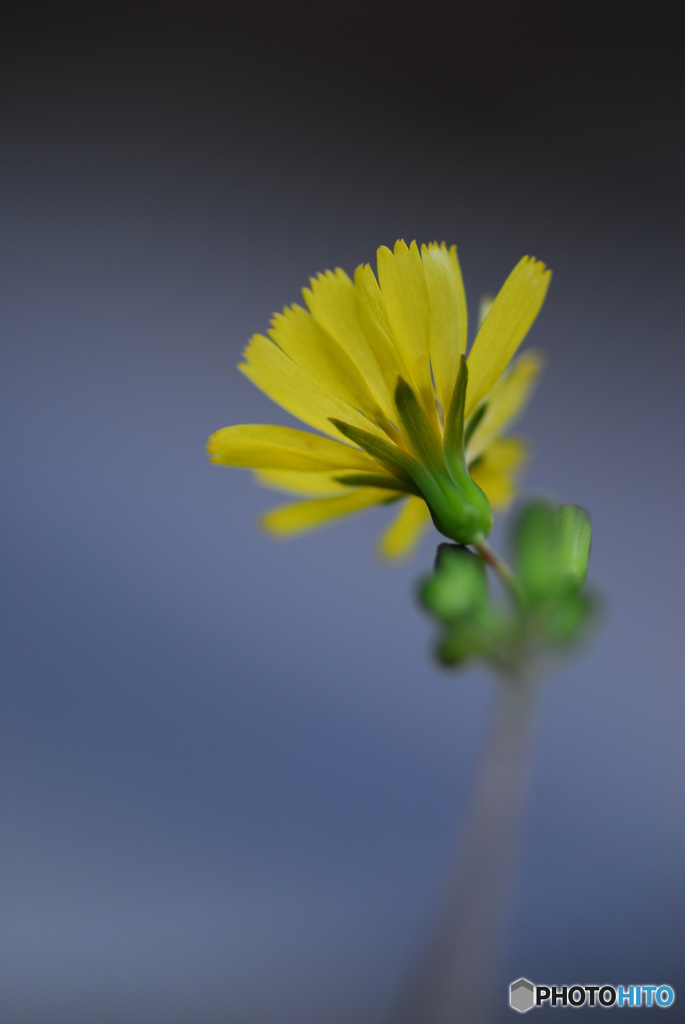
[208, 241, 550, 559]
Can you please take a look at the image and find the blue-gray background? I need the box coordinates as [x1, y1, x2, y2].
[1, 3, 683, 1021]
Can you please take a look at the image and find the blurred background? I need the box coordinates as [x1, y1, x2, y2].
[1, 2, 683, 1021]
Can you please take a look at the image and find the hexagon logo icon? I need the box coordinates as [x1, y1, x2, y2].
[510, 978, 535, 1012]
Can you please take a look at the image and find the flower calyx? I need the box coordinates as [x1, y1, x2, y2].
[332, 357, 493, 547]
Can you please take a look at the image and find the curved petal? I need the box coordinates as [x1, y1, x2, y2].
[254, 469, 351, 495]
[466, 350, 544, 461]
[376, 240, 437, 426]
[377, 496, 433, 560]
[477, 294, 495, 329]
[268, 303, 391, 431]
[421, 243, 467, 414]
[469, 437, 528, 510]
[255, 468, 407, 496]
[353, 263, 409, 396]
[261, 488, 399, 536]
[207, 424, 377, 471]
[466, 256, 551, 418]
[239, 334, 390, 443]
[302, 270, 396, 421]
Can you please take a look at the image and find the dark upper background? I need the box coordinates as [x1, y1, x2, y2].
[1, 3, 683, 1022]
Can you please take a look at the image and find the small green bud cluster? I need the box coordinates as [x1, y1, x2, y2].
[419, 500, 597, 675]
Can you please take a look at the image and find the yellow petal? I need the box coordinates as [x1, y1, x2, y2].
[376, 240, 437, 425]
[302, 270, 395, 421]
[469, 437, 528, 510]
[478, 436, 528, 472]
[268, 303, 390, 430]
[239, 334, 390, 443]
[254, 469, 351, 496]
[466, 257, 551, 418]
[477, 294, 495, 329]
[353, 263, 411, 396]
[421, 243, 467, 413]
[469, 468, 516, 509]
[377, 496, 432, 560]
[207, 424, 377, 471]
[466, 351, 544, 461]
[261, 488, 398, 536]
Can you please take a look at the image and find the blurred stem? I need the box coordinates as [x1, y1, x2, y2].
[476, 539, 523, 603]
[397, 677, 538, 1024]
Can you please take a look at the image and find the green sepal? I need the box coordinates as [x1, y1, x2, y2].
[443, 355, 468, 478]
[333, 472, 419, 494]
[332, 417, 466, 539]
[334, 379, 493, 548]
[464, 401, 488, 449]
[425, 473, 493, 547]
[421, 474, 490, 547]
[329, 419, 418, 491]
[394, 375, 492, 545]
[394, 377, 446, 474]
[438, 364, 494, 543]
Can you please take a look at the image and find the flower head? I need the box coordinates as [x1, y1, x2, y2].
[208, 241, 550, 559]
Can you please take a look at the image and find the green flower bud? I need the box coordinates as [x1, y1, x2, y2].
[439, 619, 490, 665]
[514, 501, 559, 603]
[556, 504, 592, 587]
[420, 545, 487, 621]
[513, 500, 593, 606]
[420, 499, 597, 674]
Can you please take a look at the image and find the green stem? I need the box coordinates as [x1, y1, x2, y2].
[396, 678, 538, 1024]
[475, 539, 523, 604]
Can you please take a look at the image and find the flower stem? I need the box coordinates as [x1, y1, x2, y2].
[396, 678, 538, 1024]
[475, 539, 523, 603]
